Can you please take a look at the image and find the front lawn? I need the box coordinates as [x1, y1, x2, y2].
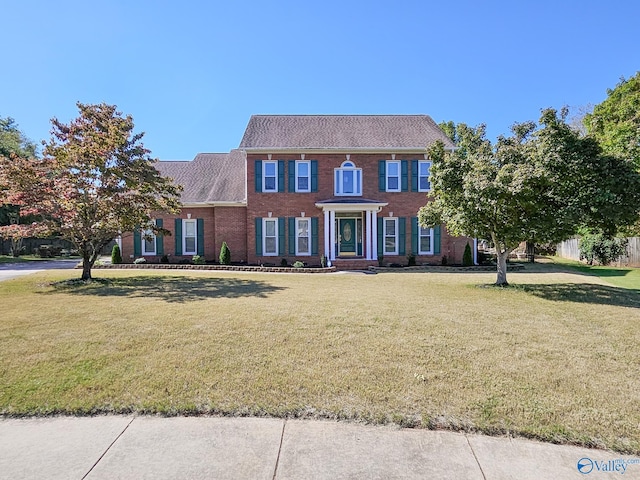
[1, 266, 639, 453]
[550, 256, 640, 290]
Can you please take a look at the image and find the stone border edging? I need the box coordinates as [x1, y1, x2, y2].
[90, 264, 337, 274]
[369, 264, 525, 272]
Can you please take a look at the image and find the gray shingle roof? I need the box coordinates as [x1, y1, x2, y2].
[239, 115, 455, 150]
[155, 149, 246, 204]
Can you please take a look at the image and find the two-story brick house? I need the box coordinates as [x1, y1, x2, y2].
[121, 115, 473, 268]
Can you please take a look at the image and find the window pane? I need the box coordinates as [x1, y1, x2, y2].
[298, 176, 309, 191]
[185, 237, 196, 252]
[388, 177, 399, 190]
[144, 238, 155, 252]
[420, 162, 430, 175]
[385, 238, 396, 253]
[420, 236, 431, 252]
[385, 220, 395, 235]
[265, 237, 276, 253]
[297, 162, 308, 176]
[264, 177, 276, 191]
[264, 162, 276, 175]
[419, 177, 431, 190]
[184, 222, 195, 236]
[388, 162, 399, 175]
[265, 220, 276, 237]
[298, 237, 309, 253]
[343, 171, 353, 193]
[298, 219, 309, 236]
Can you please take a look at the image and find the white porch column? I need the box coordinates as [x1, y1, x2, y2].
[329, 210, 336, 260]
[365, 210, 373, 260]
[371, 210, 378, 260]
[323, 209, 330, 259]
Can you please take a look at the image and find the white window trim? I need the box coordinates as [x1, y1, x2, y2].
[295, 160, 311, 193]
[418, 160, 432, 193]
[386, 160, 401, 192]
[334, 161, 362, 196]
[262, 218, 278, 256]
[295, 217, 311, 256]
[262, 160, 278, 193]
[384, 217, 398, 255]
[183, 219, 197, 255]
[418, 226, 434, 255]
[141, 228, 156, 256]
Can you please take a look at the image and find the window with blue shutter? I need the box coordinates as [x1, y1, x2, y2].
[401, 161, 408, 192]
[288, 217, 296, 255]
[133, 227, 142, 257]
[255, 218, 263, 256]
[311, 160, 318, 192]
[255, 160, 263, 193]
[411, 161, 418, 192]
[278, 217, 285, 255]
[311, 217, 319, 255]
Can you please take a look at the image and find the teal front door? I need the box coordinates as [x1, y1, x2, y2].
[339, 218, 356, 255]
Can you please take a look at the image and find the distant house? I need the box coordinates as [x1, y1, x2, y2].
[121, 115, 473, 268]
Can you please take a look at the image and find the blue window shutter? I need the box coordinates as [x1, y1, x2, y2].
[278, 217, 285, 255]
[311, 160, 318, 192]
[278, 161, 285, 192]
[255, 160, 262, 193]
[378, 161, 386, 191]
[288, 217, 296, 255]
[255, 218, 262, 256]
[288, 161, 295, 192]
[197, 218, 205, 256]
[411, 160, 418, 192]
[411, 217, 418, 254]
[434, 225, 441, 255]
[174, 219, 182, 255]
[133, 227, 141, 257]
[155, 219, 164, 255]
[399, 217, 406, 255]
[401, 161, 408, 192]
[377, 217, 384, 256]
[311, 217, 319, 255]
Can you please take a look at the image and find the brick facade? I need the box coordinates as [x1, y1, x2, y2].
[120, 115, 474, 268]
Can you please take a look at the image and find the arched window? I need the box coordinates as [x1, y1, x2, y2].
[334, 161, 362, 196]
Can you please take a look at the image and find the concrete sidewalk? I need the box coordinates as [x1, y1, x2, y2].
[0, 416, 636, 479]
[0, 259, 78, 281]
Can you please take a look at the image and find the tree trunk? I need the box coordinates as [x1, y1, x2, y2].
[495, 250, 509, 286]
[81, 255, 92, 281]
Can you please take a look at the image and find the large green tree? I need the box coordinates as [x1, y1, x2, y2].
[584, 72, 640, 168]
[422, 109, 640, 285]
[0, 103, 182, 279]
[0, 116, 37, 158]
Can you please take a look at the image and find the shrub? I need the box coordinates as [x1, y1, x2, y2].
[293, 261, 304, 268]
[111, 244, 122, 264]
[378, 255, 384, 267]
[219, 241, 231, 265]
[133, 257, 146, 264]
[579, 233, 628, 265]
[407, 253, 416, 266]
[280, 258, 288, 267]
[321, 255, 328, 268]
[462, 243, 473, 266]
[441, 255, 448, 266]
[191, 255, 205, 265]
[160, 254, 169, 264]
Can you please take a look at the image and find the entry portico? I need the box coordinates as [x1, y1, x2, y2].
[316, 199, 388, 261]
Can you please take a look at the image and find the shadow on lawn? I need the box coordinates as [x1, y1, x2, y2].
[47, 276, 287, 303]
[517, 283, 640, 309]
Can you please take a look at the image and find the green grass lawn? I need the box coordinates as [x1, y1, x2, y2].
[1, 265, 639, 453]
[549, 256, 640, 290]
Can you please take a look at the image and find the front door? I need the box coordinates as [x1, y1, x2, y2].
[339, 218, 356, 256]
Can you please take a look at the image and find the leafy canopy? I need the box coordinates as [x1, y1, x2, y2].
[585, 72, 640, 168]
[0, 103, 182, 279]
[421, 108, 640, 285]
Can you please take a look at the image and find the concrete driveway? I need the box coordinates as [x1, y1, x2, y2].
[0, 259, 78, 281]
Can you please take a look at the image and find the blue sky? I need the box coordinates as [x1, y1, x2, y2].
[2, 0, 638, 159]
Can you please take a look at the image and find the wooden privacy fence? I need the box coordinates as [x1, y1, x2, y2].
[556, 237, 640, 267]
